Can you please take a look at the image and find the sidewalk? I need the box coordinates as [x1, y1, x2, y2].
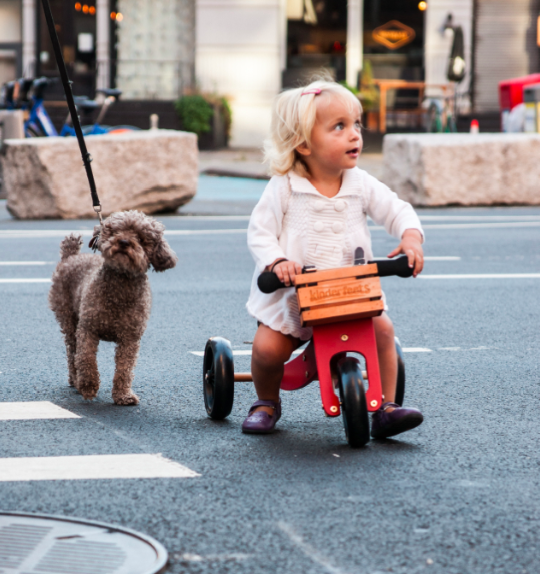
[198, 148, 384, 180]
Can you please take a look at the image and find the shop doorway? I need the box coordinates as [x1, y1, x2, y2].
[37, 0, 97, 98]
[284, 0, 347, 88]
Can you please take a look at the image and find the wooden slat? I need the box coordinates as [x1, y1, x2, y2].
[297, 276, 382, 310]
[294, 264, 378, 287]
[301, 299, 385, 327]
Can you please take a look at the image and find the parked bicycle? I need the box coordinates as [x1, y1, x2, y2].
[0, 77, 140, 137]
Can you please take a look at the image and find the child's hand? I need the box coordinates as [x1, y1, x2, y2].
[388, 229, 424, 277]
[270, 259, 303, 286]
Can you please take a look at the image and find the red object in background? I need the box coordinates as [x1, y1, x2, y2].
[499, 74, 540, 130]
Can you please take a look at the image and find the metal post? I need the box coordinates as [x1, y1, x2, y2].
[96, 0, 110, 90]
[22, 0, 36, 77]
[346, 0, 363, 88]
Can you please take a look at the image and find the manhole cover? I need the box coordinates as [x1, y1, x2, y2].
[0, 512, 167, 574]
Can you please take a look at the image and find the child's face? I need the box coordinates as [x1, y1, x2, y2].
[298, 94, 362, 174]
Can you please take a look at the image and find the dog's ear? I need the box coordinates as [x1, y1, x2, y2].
[150, 236, 178, 272]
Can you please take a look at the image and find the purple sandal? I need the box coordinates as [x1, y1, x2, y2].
[242, 399, 281, 434]
[371, 402, 423, 439]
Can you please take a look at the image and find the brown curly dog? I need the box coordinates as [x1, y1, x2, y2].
[49, 210, 177, 405]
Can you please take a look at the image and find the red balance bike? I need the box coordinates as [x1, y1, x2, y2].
[202, 255, 413, 447]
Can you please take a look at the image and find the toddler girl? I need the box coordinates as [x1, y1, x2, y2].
[243, 80, 424, 439]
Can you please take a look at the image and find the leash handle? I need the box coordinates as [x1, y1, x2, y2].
[39, 0, 102, 215]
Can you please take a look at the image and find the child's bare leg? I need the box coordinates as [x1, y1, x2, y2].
[373, 312, 397, 405]
[251, 324, 302, 415]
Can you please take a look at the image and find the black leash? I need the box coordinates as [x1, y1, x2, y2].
[39, 0, 103, 224]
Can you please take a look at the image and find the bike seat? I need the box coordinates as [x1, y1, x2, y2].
[96, 88, 122, 99]
[74, 97, 100, 113]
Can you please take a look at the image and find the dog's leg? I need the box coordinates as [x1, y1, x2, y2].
[75, 330, 101, 400]
[64, 316, 78, 387]
[112, 340, 140, 405]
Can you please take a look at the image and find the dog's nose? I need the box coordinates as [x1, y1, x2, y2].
[119, 239, 130, 249]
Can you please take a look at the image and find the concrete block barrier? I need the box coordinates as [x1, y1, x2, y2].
[1, 129, 198, 219]
[382, 133, 540, 206]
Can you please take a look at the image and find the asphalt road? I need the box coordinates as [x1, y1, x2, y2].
[1, 189, 540, 574]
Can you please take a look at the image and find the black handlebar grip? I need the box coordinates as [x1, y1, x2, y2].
[257, 271, 287, 294]
[257, 255, 413, 294]
[370, 255, 414, 278]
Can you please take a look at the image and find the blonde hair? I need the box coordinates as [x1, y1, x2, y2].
[264, 80, 362, 177]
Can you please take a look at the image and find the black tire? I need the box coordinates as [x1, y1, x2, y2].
[337, 357, 370, 448]
[203, 337, 234, 419]
[395, 337, 405, 407]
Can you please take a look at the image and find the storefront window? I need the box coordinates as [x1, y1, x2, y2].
[363, 0, 424, 83]
[284, 0, 347, 88]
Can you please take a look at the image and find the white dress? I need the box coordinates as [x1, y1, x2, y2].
[246, 167, 424, 340]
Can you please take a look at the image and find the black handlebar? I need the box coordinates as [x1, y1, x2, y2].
[257, 255, 413, 294]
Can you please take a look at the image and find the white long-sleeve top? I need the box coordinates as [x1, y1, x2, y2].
[246, 167, 424, 340]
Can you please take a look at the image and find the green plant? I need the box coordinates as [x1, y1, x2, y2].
[175, 94, 213, 136]
[339, 80, 360, 96]
[175, 93, 232, 141]
[358, 60, 379, 112]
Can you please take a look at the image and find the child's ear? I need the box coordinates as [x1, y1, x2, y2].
[296, 142, 311, 157]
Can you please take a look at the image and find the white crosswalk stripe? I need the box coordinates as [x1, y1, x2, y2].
[0, 402, 80, 420]
[0, 454, 200, 481]
[0, 403, 200, 480]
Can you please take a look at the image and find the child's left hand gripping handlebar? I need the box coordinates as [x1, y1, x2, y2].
[257, 255, 413, 294]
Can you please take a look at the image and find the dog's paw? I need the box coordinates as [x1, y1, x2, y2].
[78, 383, 98, 401]
[113, 392, 140, 406]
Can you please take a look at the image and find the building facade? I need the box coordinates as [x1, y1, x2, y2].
[3, 0, 540, 144]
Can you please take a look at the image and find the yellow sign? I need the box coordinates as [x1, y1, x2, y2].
[372, 20, 416, 50]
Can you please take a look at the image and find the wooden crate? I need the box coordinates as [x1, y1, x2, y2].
[294, 264, 384, 327]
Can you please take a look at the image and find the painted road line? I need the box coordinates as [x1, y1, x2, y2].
[420, 221, 540, 230]
[3, 220, 540, 239]
[0, 229, 248, 239]
[165, 229, 247, 235]
[0, 261, 55, 265]
[0, 230, 93, 238]
[402, 347, 432, 353]
[0, 454, 200, 481]
[166, 215, 251, 221]
[418, 215, 540, 221]
[419, 273, 540, 279]
[0, 402, 80, 421]
[0, 279, 51, 283]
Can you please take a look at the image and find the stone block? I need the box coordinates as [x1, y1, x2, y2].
[382, 133, 540, 206]
[2, 129, 198, 219]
